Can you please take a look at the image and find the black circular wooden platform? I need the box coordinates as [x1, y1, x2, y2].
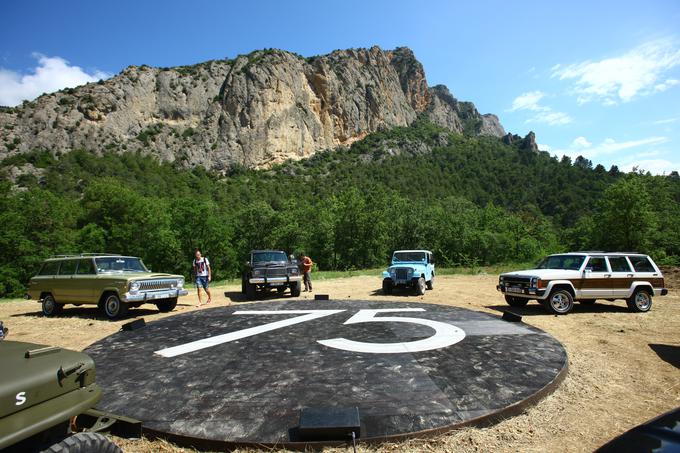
[84, 300, 567, 449]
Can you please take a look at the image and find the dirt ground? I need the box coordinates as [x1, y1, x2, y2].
[1, 274, 678, 453]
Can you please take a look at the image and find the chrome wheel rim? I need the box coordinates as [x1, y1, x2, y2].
[106, 296, 119, 315]
[635, 292, 651, 310]
[43, 297, 54, 313]
[550, 293, 571, 313]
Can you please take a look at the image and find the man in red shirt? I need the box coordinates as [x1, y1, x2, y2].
[299, 253, 313, 292]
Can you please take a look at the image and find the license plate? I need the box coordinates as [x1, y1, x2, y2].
[506, 286, 523, 294]
[151, 291, 172, 299]
[270, 282, 283, 287]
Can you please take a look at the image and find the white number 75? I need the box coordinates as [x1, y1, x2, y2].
[155, 309, 465, 358]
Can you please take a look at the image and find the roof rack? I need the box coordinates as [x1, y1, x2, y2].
[50, 253, 122, 258]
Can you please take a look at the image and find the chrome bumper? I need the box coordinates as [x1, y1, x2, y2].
[122, 288, 188, 302]
[249, 276, 302, 284]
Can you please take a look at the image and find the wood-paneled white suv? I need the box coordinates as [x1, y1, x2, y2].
[497, 252, 668, 315]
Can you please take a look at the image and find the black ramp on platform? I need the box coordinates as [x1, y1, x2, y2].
[84, 300, 567, 447]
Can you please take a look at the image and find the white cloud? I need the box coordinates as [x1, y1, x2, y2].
[0, 54, 111, 106]
[509, 90, 573, 126]
[572, 136, 592, 148]
[552, 39, 680, 104]
[651, 117, 679, 125]
[555, 136, 668, 160]
[621, 158, 679, 175]
[509, 91, 545, 111]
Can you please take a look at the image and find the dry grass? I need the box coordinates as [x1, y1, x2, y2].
[1, 273, 678, 453]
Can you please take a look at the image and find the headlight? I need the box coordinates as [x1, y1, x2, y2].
[129, 281, 140, 292]
[530, 277, 538, 288]
[177, 278, 184, 288]
[287, 268, 299, 275]
[253, 269, 264, 277]
[499, 276, 504, 282]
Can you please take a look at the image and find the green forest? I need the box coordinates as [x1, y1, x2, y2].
[1, 119, 678, 297]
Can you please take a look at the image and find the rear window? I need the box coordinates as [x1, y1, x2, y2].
[39, 261, 60, 275]
[608, 256, 632, 272]
[628, 256, 656, 272]
[58, 260, 78, 275]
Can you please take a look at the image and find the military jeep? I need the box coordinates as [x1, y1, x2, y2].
[241, 250, 302, 300]
[382, 250, 436, 295]
[26, 254, 189, 320]
[0, 339, 126, 452]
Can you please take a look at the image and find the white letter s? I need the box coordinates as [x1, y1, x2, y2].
[15, 391, 26, 406]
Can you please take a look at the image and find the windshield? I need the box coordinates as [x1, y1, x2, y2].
[536, 255, 585, 270]
[95, 257, 149, 273]
[252, 251, 288, 264]
[393, 252, 426, 262]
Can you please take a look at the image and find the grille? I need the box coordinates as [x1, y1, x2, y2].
[502, 276, 531, 288]
[138, 279, 176, 291]
[395, 268, 409, 280]
[265, 268, 287, 277]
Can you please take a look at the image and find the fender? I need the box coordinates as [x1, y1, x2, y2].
[542, 280, 577, 300]
[627, 281, 655, 298]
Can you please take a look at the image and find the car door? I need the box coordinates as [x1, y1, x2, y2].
[54, 259, 78, 302]
[72, 258, 97, 303]
[607, 256, 634, 298]
[580, 256, 613, 299]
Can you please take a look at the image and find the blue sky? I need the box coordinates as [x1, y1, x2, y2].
[1, 0, 679, 173]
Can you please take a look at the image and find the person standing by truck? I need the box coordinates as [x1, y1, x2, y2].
[299, 253, 313, 292]
[193, 249, 212, 306]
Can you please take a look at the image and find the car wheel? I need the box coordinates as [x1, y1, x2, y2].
[504, 295, 529, 307]
[41, 431, 122, 453]
[543, 289, 574, 315]
[627, 288, 653, 313]
[426, 276, 434, 290]
[41, 294, 63, 316]
[579, 299, 596, 305]
[245, 282, 257, 300]
[156, 298, 178, 313]
[382, 279, 393, 294]
[290, 280, 301, 297]
[415, 277, 426, 296]
[102, 294, 128, 320]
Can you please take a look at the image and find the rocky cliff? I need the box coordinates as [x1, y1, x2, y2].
[0, 46, 506, 170]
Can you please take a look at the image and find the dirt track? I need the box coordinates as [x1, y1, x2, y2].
[1, 274, 678, 452]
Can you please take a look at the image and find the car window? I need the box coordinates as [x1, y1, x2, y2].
[608, 256, 632, 272]
[58, 260, 78, 275]
[628, 256, 655, 272]
[76, 259, 96, 275]
[536, 255, 585, 270]
[39, 261, 60, 275]
[95, 257, 148, 273]
[586, 257, 608, 272]
[393, 252, 427, 262]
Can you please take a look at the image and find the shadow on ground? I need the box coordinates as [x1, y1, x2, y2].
[223, 290, 296, 303]
[9, 304, 193, 321]
[485, 301, 630, 317]
[649, 344, 680, 369]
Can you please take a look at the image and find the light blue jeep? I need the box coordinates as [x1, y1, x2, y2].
[382, 250, 435, 295]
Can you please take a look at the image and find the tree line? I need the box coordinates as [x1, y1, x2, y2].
[0, 120, 677, 296]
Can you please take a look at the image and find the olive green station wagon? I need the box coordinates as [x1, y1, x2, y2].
[26, 254, 188, 319]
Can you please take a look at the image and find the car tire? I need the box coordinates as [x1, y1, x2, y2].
[543, 289, 574, 315]
[102, 293, 128, 320]
[41, 431, 121, 453]
[415, 277, 426, 296]
[290, 280, 301, 297]
[579, 299, 596, 305]
[426, 276, 434, 290]
[245, 282, 257, 300]
[627, 288, 653, 313]
[382, 279, 393, 294]
[504, 295, 529, 307]
[41, 294, 63, 316]
[156, 298, 177, 312]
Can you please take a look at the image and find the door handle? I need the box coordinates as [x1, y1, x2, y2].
[604, 274, 611, 278]
[627, 274, 633, 278]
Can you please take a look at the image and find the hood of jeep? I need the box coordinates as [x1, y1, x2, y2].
[500, 269, 582, 280]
